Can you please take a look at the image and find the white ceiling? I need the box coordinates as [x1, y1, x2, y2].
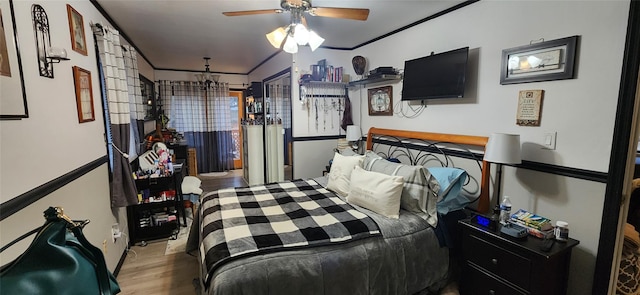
[94, 0, 469, 74]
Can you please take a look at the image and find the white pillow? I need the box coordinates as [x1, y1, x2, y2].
[363, 151, 440, 226]
[326, 152, 364, 197]
[347, 166, 404, 219]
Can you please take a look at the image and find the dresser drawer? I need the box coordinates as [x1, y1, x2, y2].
[463, 232, 532, 290]
[462, 262, 527, 295]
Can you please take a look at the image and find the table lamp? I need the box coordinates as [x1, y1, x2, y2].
[346, 125, 362, 153]
[483, 133, 522, 208]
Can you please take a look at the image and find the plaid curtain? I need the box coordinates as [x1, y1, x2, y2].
[92, 23, 138, 207]
[159, 81, 234, 173]
[122, 45, 144, 159]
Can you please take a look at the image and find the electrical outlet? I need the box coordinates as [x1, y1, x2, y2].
[111, 223, 121, 243]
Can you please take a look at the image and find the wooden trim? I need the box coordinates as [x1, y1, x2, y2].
[293, 135, 345, 142]
[366, 127, 491, 213]
[366, 127, 489, 149]
[518, 160, 607, 183]
[0, 156, 108, 221]
[112, 249, 128, 276]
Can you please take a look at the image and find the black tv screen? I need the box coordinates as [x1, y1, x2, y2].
[401, 47, 469, 100]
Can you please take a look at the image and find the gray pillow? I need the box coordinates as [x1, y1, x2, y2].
[363, 151, 440, 227]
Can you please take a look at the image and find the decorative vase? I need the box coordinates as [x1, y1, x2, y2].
[352, 56, 366, 76]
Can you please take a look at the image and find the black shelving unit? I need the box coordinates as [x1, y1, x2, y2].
[127, 173, 184, 246]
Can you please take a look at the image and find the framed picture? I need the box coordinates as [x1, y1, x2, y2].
[500, 35, 579, 85]
[72, 66, 95, 123]
[67, 4, 87, 55]
[516, 90, 544, 126]
[368, 86, 393, 116]
[0, 0, 28, 119]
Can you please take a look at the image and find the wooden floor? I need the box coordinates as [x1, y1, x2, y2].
[116, 240, 200, 295]
[116, 172, 247, 295]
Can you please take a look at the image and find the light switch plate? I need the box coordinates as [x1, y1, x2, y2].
[543, 132, 557, 150]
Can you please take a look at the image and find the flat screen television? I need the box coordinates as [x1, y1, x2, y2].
[401, 47, 469, 101]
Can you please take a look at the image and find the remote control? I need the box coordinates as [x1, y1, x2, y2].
[540, 238, 555, 252]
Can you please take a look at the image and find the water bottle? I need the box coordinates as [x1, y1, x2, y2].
[499, 196, 512, 225]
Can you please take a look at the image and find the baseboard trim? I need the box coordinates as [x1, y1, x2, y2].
[113, 248, 128, 277]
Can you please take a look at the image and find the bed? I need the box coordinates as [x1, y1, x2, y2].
[186, 127, 491, 295]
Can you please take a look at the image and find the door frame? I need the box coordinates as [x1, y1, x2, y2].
[595, 1, 640, 294]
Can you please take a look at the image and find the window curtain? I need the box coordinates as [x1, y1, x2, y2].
[92, 23, 138, 207]
[122, 45, 145, 160]
[159, 81, 234, 173]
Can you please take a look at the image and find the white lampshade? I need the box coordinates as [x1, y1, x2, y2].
[308, 30, 325, 51]
[293, 23, 309, 45]
[346, 125, 362, 141]
[195, 73, 204, 83]
[282, 35, 298, 54]
[483, 133, 522, 164]
[266, 26, 288, 48]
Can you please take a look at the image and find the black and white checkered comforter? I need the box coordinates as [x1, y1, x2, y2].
[199, 179, 381, 284]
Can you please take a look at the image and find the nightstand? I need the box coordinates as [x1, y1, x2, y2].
[458, 219, 579, 295]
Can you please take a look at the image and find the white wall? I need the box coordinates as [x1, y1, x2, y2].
[0, 0, 128, 270]
[355, 1, 627, 173]
[248, 1, 630, 294]
[0, 0, 106, 201]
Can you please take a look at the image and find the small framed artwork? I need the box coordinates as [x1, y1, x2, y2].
[516, 90, 544, 126]
[500, 35, 579, 85]
[368, 86, 393, 116]
[72, 66, 95, 123]
[66, 4, 87, 55]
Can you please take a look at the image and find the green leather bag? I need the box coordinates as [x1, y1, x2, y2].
[0, 207, 121, 295]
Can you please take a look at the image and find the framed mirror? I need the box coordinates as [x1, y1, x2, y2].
[263, 68, 292, 182]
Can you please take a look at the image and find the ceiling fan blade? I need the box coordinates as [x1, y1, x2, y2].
[310, 7, 369, 21]
[223, 9, 282, 17]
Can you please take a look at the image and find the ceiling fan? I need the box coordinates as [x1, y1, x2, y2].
[223, 0, 369, 53]
[222, 0, 370, 21]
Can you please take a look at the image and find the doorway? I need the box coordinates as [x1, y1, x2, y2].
[230, 90, 243, 169]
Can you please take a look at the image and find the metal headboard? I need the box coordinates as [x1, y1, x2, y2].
[366, 127, 491, 213]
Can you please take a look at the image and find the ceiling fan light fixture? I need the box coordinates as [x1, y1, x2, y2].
[282, 34, 298, 53]
[266, 26, 288, 48]
[293, 23, 310, 45]
[307, 30, 324, 51]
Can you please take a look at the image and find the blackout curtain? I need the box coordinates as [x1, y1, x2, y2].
[159, 81, 234, 173]
[92, 23, 138, 207]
